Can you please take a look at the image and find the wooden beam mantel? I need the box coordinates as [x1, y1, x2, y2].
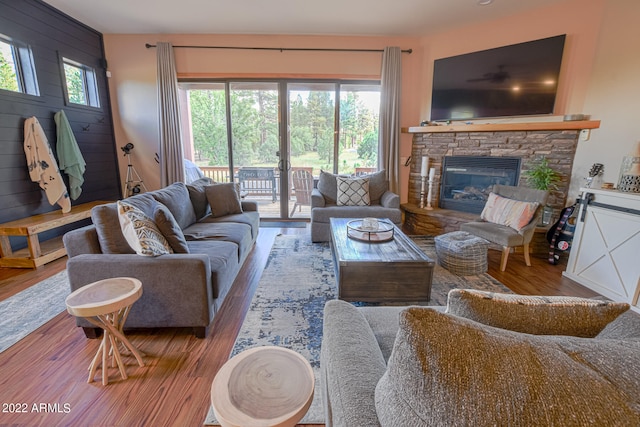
[402, 120, 600, 134]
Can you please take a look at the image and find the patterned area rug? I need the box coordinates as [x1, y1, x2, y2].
[204, 234, 511, 425]
[0, 270, 69, 353]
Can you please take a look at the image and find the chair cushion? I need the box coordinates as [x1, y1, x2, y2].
[117, 201, 172, 256]
[446, 289, 630, 337]
[375, 307, 640, 426]
[317, 170, 343, 204]
[186, 177, 214, 220]
[205, 183, 243, 218]
[337, 176, 370, 206]
[481, 192, 539, 231]
[153, 202, 190, 253]
[460, 221, 524, 247]
[361, 170, 387, 204]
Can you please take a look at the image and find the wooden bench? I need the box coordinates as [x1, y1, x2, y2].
[0, 200, 107, 269]
[238, 168, 278, 202]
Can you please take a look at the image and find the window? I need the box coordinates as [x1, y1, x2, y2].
[61, 57, 100, 107]
[0, 35, 39, 96]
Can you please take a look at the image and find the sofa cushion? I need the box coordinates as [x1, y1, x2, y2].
[153, 202, 190, 253]
[183, 222, 252, 260]
[91, 203, 135, 254]
[337, 176, 370, 206]
[317, 170, 346, 204]
[205, 183, 243, 218]
[375, 307, 640, 426]
[151, 182, 197, 229]
[361, 169, 387, 204]
[311, 205, 402, 224]
[187, 177, 214, 220]
[117, 201, 172, 256]
[481, 192, 539, 231]
[446, 289, 629, 337]
[198, 210, 261, 240]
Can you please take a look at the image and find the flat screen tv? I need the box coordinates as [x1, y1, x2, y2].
[430, 35, 566, 121]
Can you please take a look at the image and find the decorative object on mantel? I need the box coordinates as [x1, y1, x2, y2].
[419, 156, 429, 208]
[522, 157, 561, 225]
[618, 142, 640, 193]
[426, 167, 436, 210]
[585, 163, 604, 189]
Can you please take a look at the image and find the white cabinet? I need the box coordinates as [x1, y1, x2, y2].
[564, 189, 640, 312]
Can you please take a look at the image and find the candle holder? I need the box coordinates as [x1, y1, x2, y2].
[426, 177, 434, 210]
[419, 176, 427, 208]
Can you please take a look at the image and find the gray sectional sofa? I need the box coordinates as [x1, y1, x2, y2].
[310, 170, 402, 242]
[321, 291, 640, 426]
[63, 179, 259, 338]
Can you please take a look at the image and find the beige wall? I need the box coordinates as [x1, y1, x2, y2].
[104, 0, 639, 205]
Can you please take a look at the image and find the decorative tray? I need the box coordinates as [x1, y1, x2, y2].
[346, 219, 395, 243]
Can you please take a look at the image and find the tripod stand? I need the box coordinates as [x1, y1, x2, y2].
[123, 151, 147, 197]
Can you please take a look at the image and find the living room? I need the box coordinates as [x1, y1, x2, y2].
[1, 0, 639, 426]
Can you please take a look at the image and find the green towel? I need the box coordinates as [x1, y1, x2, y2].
[54, 110, 86, 200]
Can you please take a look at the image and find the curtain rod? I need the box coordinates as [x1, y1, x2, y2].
[145, 43, 412, 54]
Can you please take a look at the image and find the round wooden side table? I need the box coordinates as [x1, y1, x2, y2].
[211, 346, 314, 427]
[65, 277, 145, 385]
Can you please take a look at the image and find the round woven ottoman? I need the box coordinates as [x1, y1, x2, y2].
[434, 231, 490, 276]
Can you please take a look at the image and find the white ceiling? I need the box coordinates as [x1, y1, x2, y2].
[42, 0, 567, 37]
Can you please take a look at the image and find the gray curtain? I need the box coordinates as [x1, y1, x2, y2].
[378, 46, 402, 194]
[156, 42, 185, 186]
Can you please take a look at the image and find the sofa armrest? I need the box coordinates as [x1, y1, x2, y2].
[380, 191, 399, 209]
[63, 225, 102, 257]
[321, 300, 386, 427]
[311, 188, 326, 208]
[66, 253, 214, 328]
[241, 200, 258, 211]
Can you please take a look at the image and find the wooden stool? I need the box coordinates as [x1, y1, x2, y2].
[211, 346, 314, 427]
[65, 277, 145, 385]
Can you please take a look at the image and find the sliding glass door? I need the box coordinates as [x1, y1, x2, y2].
[180, 80, 380, 220]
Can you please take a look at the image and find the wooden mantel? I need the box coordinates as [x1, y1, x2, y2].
[402, 120, 600, 134]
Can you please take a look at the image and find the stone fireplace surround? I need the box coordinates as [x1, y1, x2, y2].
[402, 121, 601, 236]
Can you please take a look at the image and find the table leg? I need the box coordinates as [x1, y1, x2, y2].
[102, 328, 109, 385]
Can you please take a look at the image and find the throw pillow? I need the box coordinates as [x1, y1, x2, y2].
[446, 289, 630, 337]
[375, 307, 640, 426]
[117, 201, 173, 256]
[480, 192, 539, 231]
[336, 177, 370, 206]
[150, 182, 197, 229]
[205, 183, 243, 218]
[153, 202, 190, 253]
[361, 169, 388, 204]
[187, 177, 214, 220]
[91, 203, 135, 254]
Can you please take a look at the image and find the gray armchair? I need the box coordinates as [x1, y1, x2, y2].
[310, 170, 401, 242]
[460, 185, 548, 271]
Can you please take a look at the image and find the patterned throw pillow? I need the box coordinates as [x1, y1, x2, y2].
[480, 192, 539, 231]
[117, 200, 173, 256]
[336, 177, 370, 206]
[446, 289, 630, 337]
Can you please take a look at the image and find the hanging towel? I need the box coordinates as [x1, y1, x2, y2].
[24, 116, 71, 212]
[54, 110, 86, 200]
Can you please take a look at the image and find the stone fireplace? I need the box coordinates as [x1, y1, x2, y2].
[403, 120, 600, 238]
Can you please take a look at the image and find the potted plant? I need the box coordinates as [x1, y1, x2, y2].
[522, 157, 560, 225]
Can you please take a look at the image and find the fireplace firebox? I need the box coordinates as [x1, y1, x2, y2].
[439, 156, 521, 214]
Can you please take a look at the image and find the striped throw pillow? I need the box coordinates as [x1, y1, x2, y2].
[480, 192, 539, 231]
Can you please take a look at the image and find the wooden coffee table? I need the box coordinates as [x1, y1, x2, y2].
[330, 217, 434, 303]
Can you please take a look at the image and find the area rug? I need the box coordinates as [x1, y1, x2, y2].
[0, 270, 69, 353]
[204, 234, 511, 425]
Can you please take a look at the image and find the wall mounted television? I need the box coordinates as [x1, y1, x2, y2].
[430, 34, 566, 121]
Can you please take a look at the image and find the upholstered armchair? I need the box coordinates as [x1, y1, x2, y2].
[460, 185, 549, 271]
[310, 170, 401, 242]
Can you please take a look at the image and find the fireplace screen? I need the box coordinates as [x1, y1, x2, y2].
[440, 156, 521, 214]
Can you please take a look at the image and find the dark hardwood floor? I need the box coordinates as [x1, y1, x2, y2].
[0, 225, 598, 427]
